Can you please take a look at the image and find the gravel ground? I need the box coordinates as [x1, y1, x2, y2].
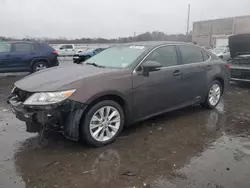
[0, 59, 250, 188]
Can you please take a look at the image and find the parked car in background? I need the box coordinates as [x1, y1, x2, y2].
[73, 48, 106, 64]
[211, 46, 230, 61]
[74, 47, 90, 54]
[201, 46, 212, 51]
[8, 41, 229, 147]
[56, 44, 76, 56]
[229, 34, 250, 82]
[0, 41, 59, 73]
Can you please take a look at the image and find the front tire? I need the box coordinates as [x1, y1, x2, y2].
[81, 100, 124, 147]
[202, 80, 222, 109]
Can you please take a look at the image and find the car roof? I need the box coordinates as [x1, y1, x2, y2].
[114, 41, 195, 48]
[7, 41, 36, 44]
[1, 40, 44, 44]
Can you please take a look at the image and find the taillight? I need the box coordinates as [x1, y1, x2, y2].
[53, 50, 58, 55]
[225, 63, 230, 69]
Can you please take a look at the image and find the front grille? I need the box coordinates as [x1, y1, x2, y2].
[231, 69, 250, 80]
[243, 70, 250, 79]
[14, 88, 32, 102]
[231, 69, 241, 79]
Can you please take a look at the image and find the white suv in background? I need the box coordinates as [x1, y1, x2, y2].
[56, 44, 76, 56]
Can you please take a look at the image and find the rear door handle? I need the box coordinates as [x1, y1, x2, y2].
[205, 65, 212, 70]
[172, 70, 182, 76]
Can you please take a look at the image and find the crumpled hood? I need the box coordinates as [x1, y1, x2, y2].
[15, 65, 116, 92]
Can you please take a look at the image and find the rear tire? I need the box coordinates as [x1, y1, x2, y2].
[80, 100, 124, 147]
[32, 61, 48, 73]
[202, 80, 222, 109]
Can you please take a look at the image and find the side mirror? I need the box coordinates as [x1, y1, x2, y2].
[59, 47, 63, 50]
[141, 61, 162, 76]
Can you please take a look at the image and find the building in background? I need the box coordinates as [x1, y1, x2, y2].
[192, 15, 250, 48]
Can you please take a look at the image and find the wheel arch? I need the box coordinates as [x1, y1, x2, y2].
[85, 91, 128, 114]
[213, 76, 225, 94]
[31, 58, 50, 67]
[82, 91, 130, 125]
[77, 92, 128, 145]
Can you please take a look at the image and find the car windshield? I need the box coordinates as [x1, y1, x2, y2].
[83, 48, 95, 53]
[85, 45, 148, 68]
[212, 47, 225, 54]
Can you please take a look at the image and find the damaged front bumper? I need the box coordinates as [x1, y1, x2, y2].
[8, 95, 87, 141]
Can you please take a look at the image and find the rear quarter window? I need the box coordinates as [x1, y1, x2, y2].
[39, 43, 55, 52]
[202, 51, 211, 61]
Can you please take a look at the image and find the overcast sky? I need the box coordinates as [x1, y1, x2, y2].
[0, 0, 249, 38]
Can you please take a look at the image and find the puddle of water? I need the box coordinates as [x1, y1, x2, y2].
[0, 112, 28, 188]
[172, 135, 250, 188]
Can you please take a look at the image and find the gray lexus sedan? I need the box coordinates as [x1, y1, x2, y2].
[8, 41, 230, 147]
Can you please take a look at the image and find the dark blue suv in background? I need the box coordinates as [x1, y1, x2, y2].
[0, 41, 59, 73]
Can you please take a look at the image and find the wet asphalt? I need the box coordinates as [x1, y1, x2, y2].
[0, 59, 250, 188]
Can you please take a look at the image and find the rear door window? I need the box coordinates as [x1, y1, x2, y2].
[178, 45, 204, 64]
[0, 43, 11, 53]
[13, 43, 33, 52]
[145, 45, 178, 67]
[66, 45, 73, 49]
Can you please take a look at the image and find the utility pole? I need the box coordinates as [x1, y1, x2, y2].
[232, 16, 236, 35]
[186, 4, 191, 35]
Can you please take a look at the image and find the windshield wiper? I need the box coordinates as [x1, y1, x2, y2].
[85, 62, 105, 68]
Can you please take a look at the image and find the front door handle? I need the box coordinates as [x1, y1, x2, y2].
[172, 70, 182, 76]
[205, 65, 212, 70]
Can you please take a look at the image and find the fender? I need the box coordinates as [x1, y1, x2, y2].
[64, 91, 128, 141]
[85, 90, 133, 124]
[86, 90, 127, 105]
[209, 74, 225, 92]
[30, 57, 50, 66]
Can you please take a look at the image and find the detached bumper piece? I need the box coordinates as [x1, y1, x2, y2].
[8, 89, 87, 141]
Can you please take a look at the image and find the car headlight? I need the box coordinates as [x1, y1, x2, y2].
[11, 86, 16, 93]
[23, 89, 76, 105]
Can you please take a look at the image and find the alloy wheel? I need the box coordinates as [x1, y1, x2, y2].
[89, 106, 121, 142]
[35, 63, 47, 71]
[208, 83, 221, 106]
